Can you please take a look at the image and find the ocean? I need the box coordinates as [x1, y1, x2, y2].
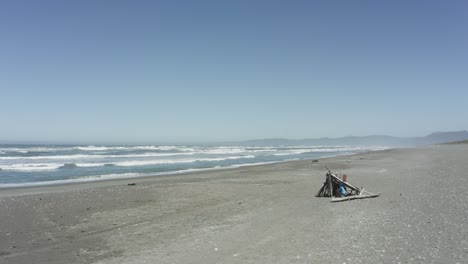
[0, 144, 387, 188]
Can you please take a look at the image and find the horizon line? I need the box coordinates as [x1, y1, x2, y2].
[1, 130, 466, 145]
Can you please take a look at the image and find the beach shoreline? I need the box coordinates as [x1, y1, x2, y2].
[0, 150, 368, 197]
[0, 145, 385, 191]
[1, 145, 467, 263]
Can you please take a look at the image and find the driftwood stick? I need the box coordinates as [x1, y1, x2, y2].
[315, 186, 321, 197]
[359, 188, 365, 195]
[329, 173, 360, 191]
[328, 173, 334, 199]
[331, 193, 380, 203]
[315, 184, 325, 197]
[361, 190, 375, 195]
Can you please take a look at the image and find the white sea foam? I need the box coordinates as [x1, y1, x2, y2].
[0, 154, 96, 160]
[0, 163, 64, 171]
[0, 147, 71, 152]
[274, 149, 311, 156]
[0, 152, 196, 161]
[108, 155, 256, 167]
[272, 146, 387, 156]
[0, 155, 257, 171]
[74, 146, 113, 151]
[73, 145, 196, 152]
[0, 145, 199, 153]
[203, 148, 246, 154]
[131, 146, 196, 152]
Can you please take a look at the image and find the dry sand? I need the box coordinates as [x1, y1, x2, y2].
[1, 144, 468, 264]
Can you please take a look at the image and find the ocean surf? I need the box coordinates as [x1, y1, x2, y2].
[0, 144, 388, 188]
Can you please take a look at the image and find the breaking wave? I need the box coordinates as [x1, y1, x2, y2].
[0, 155, 256, 172]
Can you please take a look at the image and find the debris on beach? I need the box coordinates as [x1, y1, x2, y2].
[315, 169, 380, 202]
[127, 183, 136, 186]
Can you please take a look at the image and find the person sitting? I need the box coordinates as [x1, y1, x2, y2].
[338, 182, 347, 197]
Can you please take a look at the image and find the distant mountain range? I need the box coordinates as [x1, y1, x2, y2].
[1, 131, 467, 147]
[229, 131, 468, 147]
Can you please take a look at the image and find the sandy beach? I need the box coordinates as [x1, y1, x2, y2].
[1, 144, 467, 264]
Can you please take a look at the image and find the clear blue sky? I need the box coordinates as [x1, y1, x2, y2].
[1, 0, 467, 143]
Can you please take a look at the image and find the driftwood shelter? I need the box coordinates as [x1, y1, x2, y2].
[315, 169, 380, 202]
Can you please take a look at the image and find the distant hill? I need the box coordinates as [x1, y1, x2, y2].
[422, 131, 468, 144]
[445, 140, 468, 144]
[229, 131, 468, 147]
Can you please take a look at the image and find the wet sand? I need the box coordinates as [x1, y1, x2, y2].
[1, 144, 468, 263]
